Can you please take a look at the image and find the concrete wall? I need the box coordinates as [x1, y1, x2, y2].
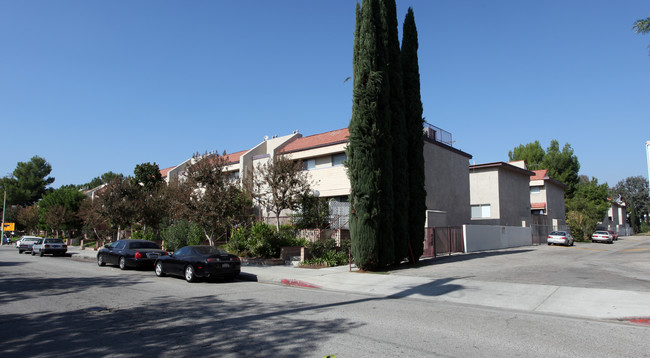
[463, 225, 532, 253]
[424, 141, 471, 226]
[545, 182, 566, 222]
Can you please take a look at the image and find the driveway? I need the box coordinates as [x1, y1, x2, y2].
[392, 235, 650, 292]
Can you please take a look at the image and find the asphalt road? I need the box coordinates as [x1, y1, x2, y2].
[0, 244, 648, 357]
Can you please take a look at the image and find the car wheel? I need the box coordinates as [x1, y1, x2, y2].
[119, 256, 127, 270]
[184, 265, 196, 282]
[547, 243, 551, 246]
[31, 250, 35, 256]
[155, 262, 166, 277]
[18, 250, 23, 254]
[97, 254, 105, 267]
[39, 250, 44, 257]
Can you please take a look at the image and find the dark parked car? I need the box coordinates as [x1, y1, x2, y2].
[97, 239, 167, 270]
[154, 245, 241, 282]
[31, 238, 67, 257]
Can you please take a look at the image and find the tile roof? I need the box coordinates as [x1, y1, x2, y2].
[279, 128, 349, 153]
[223, 149, 248, 164]
[159, 166, 175, 178]
[531, 170, 548, 181]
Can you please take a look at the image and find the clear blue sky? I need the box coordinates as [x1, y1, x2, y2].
[1, 1, 648, 188]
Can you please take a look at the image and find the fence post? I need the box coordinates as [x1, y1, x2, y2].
[448, 226, 452, 257]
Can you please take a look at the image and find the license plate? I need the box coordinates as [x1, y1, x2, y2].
[149, 254, 159, 258]
[222, 263, 230, 268]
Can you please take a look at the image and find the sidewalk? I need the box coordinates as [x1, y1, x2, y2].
[67, 246, 650, 322]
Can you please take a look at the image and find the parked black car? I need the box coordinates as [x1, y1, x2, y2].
[154, 245, 241, 282]
[97, 239, 167, 270]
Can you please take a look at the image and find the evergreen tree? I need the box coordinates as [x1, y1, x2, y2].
[401, 7, 426, 261]
[382, 0, 409, 263]
[348, 0, 394, 270]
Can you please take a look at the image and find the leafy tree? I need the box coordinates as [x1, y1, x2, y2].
[542, 140, 580, 196]
[38, 186, 86, 236]
[83, 172, 124, 190]
[401, 7, 426, 262]
[0, 156, 55, 206]
[293, 193, 330, 230]
[134, 162, 163, 192]
[96, 177, 139, 240]
[184, 153, 252, 245]
[133, 162, 166, 237]
[17, 205, 39, 234]
[508, 141, 545, 170]
[254, 154, 311, 232]
[78, 197, 111, 242]
[508, 140, 580, 196]
[348, 0, 394, 270]
[611, 176, 649, 231]
[160, 219, 203, 251]
[565, 178, 610, 240]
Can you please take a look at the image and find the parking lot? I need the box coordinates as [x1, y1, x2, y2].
[393, 235, 650, 292]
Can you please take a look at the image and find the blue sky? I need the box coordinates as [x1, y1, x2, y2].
[1, 1, 648, 188]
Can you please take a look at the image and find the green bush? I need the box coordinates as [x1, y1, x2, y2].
[226, 223, 307, 258]
[303, 239, 350, 267]
[640, 222, 650, 234]
[161, 220, 204, 251]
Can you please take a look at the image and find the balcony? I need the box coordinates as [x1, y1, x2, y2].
[423, 122, 453, 147]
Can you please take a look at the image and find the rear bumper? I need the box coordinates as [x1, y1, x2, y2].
[125, 257, 157, 268]
[196, 264, 241, 278]
[41, 248, 67, 254]
[547, 238, 569, 245]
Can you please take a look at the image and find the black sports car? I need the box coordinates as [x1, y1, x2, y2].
[97, 239, 167, 270]
[154, 245, 241, 282]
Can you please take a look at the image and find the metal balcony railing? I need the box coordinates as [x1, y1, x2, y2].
[423, 122, 453, 147]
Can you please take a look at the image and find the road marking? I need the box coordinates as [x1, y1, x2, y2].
[618, 248, 649, 252]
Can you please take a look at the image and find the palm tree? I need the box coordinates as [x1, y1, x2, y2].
[632, 14, 650, 34]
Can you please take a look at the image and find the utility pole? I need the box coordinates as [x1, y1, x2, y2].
[646, 141, 650, 186]
[1, 188, 6, 246]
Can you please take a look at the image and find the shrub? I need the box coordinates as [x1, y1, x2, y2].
[303, 239, 350, 267]
[161, 220, 204, 251]
[226, 223, 308, 258]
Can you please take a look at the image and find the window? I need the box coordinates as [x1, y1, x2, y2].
[530, 187, 540, 194]
[332, 153, 346, 166]
[471, 204, 491, 218]
[303, 159, 316, 170]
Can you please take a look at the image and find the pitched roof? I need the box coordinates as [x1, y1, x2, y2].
[223, 149, 248, 164]
[531, 170, 548, 181]
[159, 166, 175, 178]
[469, 162, 534, 176]
[279, 128, 349, 153]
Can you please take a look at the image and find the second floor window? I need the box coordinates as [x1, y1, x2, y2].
[332, 153, 346, 166]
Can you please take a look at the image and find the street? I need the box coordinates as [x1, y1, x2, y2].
[0, 244, 649, 357]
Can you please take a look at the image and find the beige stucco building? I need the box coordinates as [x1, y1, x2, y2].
[469, 162, 534, 226]
[162, 124, 473, 229]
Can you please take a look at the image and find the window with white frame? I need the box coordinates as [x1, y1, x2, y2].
[530, 187, 540, 194]
[303, 159, 316, 170]
[471, 204, 491, 218]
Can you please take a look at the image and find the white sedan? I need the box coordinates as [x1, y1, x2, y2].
[591, 231, 613, 244]
[547, 231, 574, 246]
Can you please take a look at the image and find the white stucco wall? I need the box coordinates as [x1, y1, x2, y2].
[463, 225, 532, 252]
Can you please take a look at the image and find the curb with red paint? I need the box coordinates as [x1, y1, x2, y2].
[627, 317, 650, 326]
[280, 278, 321, 289]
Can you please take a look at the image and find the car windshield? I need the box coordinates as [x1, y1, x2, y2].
[129, 241, 161, 249]
[550, 232, 566, 236]
[45, 239, 64, 243]
[594, 231, 608, 235]
[193, 246, 228, 256]
[25, 238, 40, 242]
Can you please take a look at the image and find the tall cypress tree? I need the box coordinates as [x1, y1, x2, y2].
[381, 0, 410, 264]
[401, 7, 426, 260]
[348, 0, 394, 270]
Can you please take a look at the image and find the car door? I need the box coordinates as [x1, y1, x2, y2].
[107, 241, 126, 265]
[167, 247, 191, 276]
